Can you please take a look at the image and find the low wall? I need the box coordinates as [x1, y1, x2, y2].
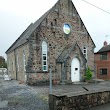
[49, 89, 110, 110]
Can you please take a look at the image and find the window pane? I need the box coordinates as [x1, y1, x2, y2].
[43, 56, 46, 60]
[100, 53, 107, 60]
[43, 66, 47, 71]
[100, 68, 107, 75]
[84, 47, 86, 49]
[42, 41, 48, 71]
[84, 54, 86, 58]
[84, 50, 86, 53]
[43, 61, 46, 65]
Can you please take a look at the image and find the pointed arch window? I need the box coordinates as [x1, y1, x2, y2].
[16, 54, 19, 71]
[42, 41, 48, 71]
[23, 51, 26, 71]
[83, 46, 87, 59]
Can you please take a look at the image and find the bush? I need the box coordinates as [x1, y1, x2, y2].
[85, 67, 92, 80]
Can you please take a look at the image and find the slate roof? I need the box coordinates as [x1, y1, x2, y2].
[6, 0, 95, 54]
[96, 45, 110, 53]
[56, 43, 87, 63]
[6, 4, 56, 54]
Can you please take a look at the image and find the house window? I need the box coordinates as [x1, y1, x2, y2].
[42, 41, 48, 71]
[83, 46, 87, 59]
[23, 51, 26, 71]
[100, 53, 107, 60]
[16, 54, 19, 71]
[100, 68, 107, 75]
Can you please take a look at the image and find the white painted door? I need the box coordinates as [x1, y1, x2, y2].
[71, 58, 80, 82]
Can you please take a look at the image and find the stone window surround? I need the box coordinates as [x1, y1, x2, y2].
[42, 41, 48, 71]
[83, 46, 87, 59]
[23, 50, 26, 71]
[16, 54, 19, 72]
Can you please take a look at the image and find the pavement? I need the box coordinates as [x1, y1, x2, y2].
[0, 75, 110, 110]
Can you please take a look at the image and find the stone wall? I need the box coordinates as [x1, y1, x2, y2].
[26, 0, 95, 84]
[6, 0, 95, 83]
[49, 89, 110, 110]
[7, 43, 29, 81]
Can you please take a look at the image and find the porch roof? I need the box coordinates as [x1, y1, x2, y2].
[56, 43, 86, 63]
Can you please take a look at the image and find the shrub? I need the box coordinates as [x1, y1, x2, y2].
[85, 67, 92, 80]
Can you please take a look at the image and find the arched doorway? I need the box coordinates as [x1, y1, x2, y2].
[71, 58, 80, 82]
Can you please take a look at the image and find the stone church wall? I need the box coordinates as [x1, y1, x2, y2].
[26, 0, 95, 84]
[7, 43, 29, 81]
[7, 0, 95, 84]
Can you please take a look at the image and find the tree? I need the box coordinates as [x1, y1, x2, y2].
[0, 56, 7, 68]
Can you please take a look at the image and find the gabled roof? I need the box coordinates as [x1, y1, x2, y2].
[6, 0, 95, 54]
[96, 45, 110, 54]
[6, 2, 58, 54]
[56, 43, 87, 63]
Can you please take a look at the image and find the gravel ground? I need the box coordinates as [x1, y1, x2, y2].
[0, 75, 110, 110]
[0, 77, 49, 110]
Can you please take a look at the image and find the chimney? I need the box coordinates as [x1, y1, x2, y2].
[104, 41, 108, 46]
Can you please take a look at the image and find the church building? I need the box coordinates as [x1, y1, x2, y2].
[6, 0, 95, 85]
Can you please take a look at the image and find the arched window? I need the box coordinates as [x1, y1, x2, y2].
[42, 41, 48, 71]
[83, 46, 87, 59]
[16, 54, 19, 71]
[23, 51, 26, 71]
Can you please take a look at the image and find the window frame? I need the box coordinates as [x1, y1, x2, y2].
[83, 46, 87, 59]
[23, 51, 26, 71]
[100, 53, 107, 60]
[42, 41, 48, 72]
[100, 68, 107, 75]
[63, 23, 71, 35]
[16, 54, 19, 72]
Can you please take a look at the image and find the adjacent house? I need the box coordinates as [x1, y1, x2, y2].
[95, 41, 110, 80]
[6, 0, 95, 85]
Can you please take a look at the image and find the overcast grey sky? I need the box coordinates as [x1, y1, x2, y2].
[0, 0, 110, 59]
